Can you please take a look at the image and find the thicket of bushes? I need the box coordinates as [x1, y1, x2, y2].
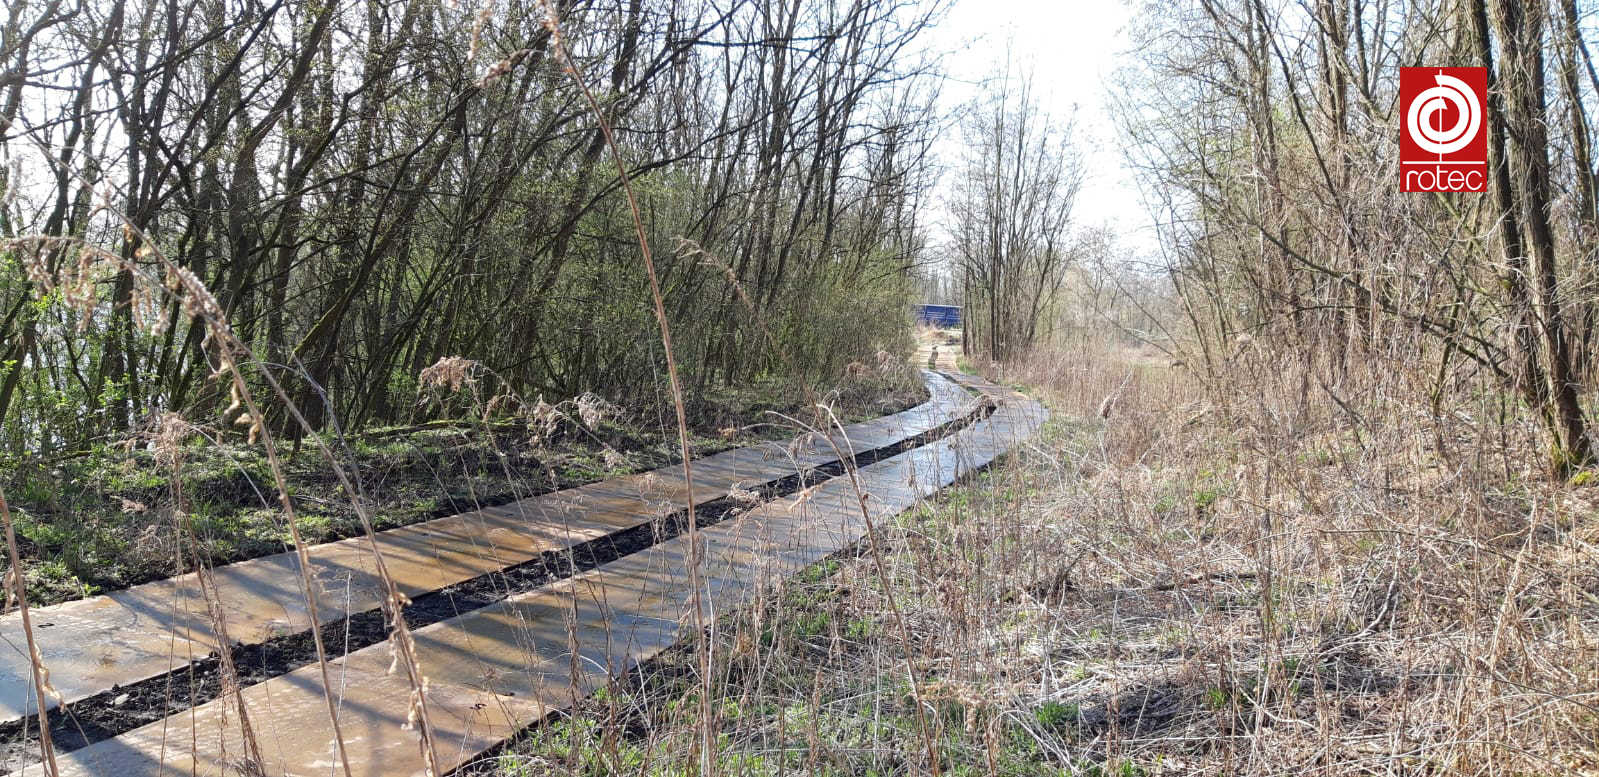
[0, 0, 939, 455]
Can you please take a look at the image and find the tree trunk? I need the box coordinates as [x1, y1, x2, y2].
[1491, 0, 1593, 471]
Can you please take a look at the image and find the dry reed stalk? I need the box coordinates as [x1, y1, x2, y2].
[156, 417, 266, 771]
[774, 405, 949, 776]
[247, 365, 441, 775]
[3, 255, 373, 773]
[536, 4, 713, 772]
[0, 487, 58, 777]
[5, 138, 365, 774]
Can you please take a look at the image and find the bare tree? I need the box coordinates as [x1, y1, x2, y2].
[1119, 0, 1598, 473]
[948, 67, 1082, 363]
[0, 0, 950, 453]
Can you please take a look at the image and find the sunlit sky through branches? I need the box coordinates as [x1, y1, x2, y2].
[927, 0, 1158, 260]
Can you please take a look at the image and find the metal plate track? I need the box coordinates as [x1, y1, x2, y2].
[19, 373, 1042, 776]
[0, 373, 976, 726]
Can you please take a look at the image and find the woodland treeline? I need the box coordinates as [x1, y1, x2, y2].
[1126, 0, 1599, 472]
[0, 0, 952, 453]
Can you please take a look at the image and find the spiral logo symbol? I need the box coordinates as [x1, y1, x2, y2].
[1406, 73, 1482, 155]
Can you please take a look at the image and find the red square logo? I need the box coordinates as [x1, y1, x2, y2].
[1400, 67, 1487, 192]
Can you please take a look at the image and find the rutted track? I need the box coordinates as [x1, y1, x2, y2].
[7, 369, 1043, 775]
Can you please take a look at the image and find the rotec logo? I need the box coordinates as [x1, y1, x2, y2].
[1400, 67, 1487, 192]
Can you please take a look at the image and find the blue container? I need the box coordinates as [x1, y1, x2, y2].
[916, 304, 962, 328]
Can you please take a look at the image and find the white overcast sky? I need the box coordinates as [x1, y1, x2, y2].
[925, 0, 1157, 257]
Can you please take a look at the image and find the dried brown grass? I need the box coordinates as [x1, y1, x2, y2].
[524, 332, 1599, 775]
[940, 335, 1599, 774]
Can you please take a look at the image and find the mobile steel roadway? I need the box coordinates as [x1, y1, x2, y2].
[2, 366, 1042, 776]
